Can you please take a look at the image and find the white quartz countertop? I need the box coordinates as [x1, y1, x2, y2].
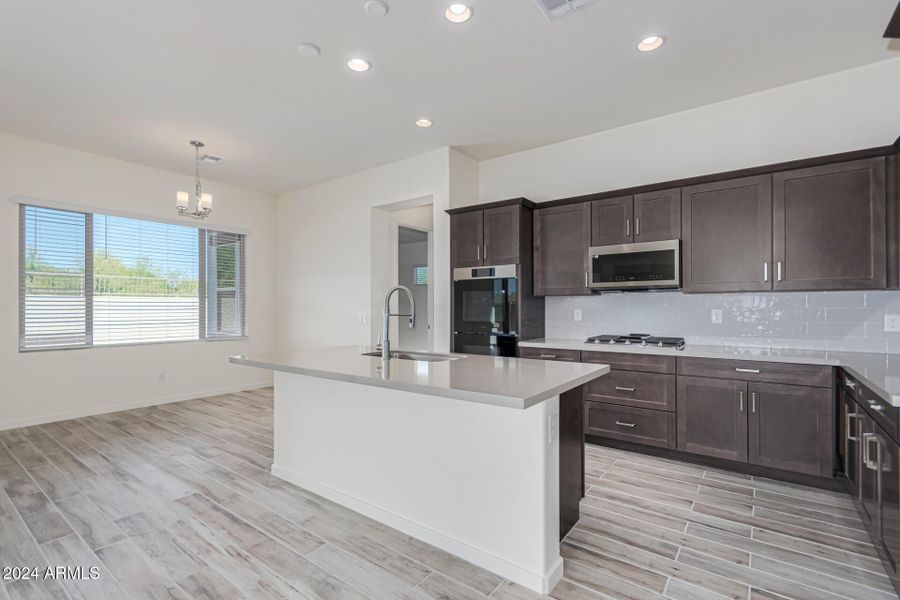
[229, 346, 609, 410]
[520, 338, 900, 406]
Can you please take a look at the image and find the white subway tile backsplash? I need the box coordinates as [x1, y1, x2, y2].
[544, 290, 900, 352]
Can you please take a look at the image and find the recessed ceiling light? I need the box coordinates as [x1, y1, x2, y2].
[415, 119, 433, 128]
[637, 35, 664, 52]
[298, 43, 321, 58]
[445, 3, 472, 23]
[364, 1, 389, 17]
[347, 58, 371, 72]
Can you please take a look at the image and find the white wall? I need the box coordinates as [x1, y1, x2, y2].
[480, 57, 900, 203]
[275, 149, 452, 353]
[0, 131, 277, 430]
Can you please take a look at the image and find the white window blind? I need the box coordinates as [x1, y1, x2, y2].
[19, 204, 246, 351]
[204, 230, 246, 338]
[20, 206, 90, 349]
[93, 214, 200, 345]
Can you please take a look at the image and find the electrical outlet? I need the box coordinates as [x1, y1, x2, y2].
[573, 309, 582, 322]
[157, 372, 167, 384]
[885, 314, 900, 333]
[711, 309, 723, 324]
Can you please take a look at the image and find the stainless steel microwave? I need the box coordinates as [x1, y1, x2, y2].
[588, 239, 680, 290]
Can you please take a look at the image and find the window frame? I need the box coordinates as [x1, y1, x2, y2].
[18, 203, 247, 352]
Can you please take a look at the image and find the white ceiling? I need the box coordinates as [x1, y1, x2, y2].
[0, 1, 897, 194]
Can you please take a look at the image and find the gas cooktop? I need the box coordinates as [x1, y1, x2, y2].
[585, 333, 686, 350]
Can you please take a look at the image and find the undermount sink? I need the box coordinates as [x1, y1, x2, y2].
[362, 350, 460, 362]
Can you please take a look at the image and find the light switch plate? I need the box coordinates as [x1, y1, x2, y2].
[885, 314, 900, 333]
[574, 309, 582, 322]
[711, 309, 723, 324]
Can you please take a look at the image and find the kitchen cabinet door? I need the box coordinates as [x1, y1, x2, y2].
[677, 376, 748, 462]
[450, 211, 484, 268]
[878, 433, 900, 578]
[483, 205, 520, 266]
[860, 412, 879, 525]
[634, 188, 681, 242]
[591, 195, 633, 246]
[534, 203, 591, 296]
[682, 175, 773, 293]
[748, 383, 833, 477]
[773, 157, 886, 291]
[844, 395, 863, 498]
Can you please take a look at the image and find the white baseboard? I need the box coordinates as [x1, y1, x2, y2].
[271, 463, 564, 594]
[0, 380, 273, 431]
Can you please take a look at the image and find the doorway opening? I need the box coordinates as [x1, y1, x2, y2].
[398, 225, 431, 350]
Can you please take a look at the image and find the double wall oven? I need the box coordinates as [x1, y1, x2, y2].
[453, 264, 518, 357]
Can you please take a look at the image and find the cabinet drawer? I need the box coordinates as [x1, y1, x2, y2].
[844, 371, 899, 443]
[581, 350, 676, 374]
[584, 370, 675, 411]
[518, 347, 580, 362]
[677, 357, 832, 388]
[584, 402, 676, 449]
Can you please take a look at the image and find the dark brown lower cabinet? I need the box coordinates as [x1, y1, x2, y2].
[676, 376, 748, 462]
[845, 395, 863, 497]
[748, 383, 833, 477]
[559, 386, 584, 540]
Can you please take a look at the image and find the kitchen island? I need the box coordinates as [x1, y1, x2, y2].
[229, 346, 608, 593]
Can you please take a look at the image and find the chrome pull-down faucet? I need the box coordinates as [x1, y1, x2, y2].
[381, 285, 416, 361]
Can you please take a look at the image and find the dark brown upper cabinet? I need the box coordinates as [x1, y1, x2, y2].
[483, 205, 521, 266]
[591, 196, 632, 246]
[450, 204, 525, 268]
[773, 157, 887, 291]
[676, 376, 748, 462]
[590, 189, 681, 247]
[682, 175, 773, 293]
[450, 211, 484, 268]
[534, 202, 591, 296]
[634, 188, 681, 242]
[747, 382, 833, 477]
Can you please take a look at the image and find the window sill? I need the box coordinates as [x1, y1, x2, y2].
[19, 335, 249, 353]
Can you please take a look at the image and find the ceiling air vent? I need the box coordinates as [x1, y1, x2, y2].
[534, 0, 597, 20]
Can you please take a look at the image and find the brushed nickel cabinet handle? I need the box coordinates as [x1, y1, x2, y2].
[476, 245, 480, 261]
[635, 217, 641, 236]
[763, 262, 769, 282]
[751, 391, 757, 413]
[484, 244, 487, 261]
[585, 272, 589, 287]
[846, 412, 859, 442]
[777, 261, 783, 282]
[739, 390, 744, 412]
[615, 386, 636, 392]
[539, 354, 558, 359]
[735, 368, 761, 374]
[615, 421, 636, 428]
[625, 219, 630, 237]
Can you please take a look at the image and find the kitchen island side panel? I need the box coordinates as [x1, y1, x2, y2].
[270, 371, 563, 593]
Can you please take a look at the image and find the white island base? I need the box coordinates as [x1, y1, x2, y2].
[271, 371, 563, 593]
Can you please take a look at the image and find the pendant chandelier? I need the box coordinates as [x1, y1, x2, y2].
[176, 140, 213, 219]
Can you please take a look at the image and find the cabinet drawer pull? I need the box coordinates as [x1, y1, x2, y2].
[539, 354, 558, 359]
[615, 386, 636, 392]
[615, 421, 636, 428]
[735, 368, 761, 374]
[846, 412, 859, 442]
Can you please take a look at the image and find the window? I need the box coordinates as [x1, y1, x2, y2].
[413, 265, 428, 286]
[19, 204, 246, 351]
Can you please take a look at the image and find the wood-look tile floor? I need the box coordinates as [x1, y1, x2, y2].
[0, 388, 892, 600]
